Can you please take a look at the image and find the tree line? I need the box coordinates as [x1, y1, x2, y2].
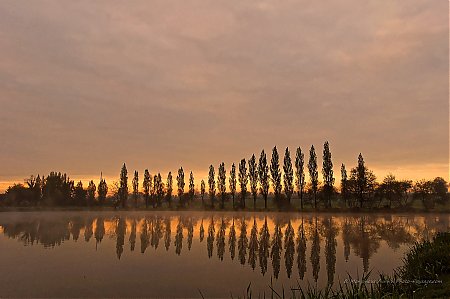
[2, 142, 448, 210]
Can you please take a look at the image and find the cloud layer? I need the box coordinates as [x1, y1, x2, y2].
[0, 0, 448, 185]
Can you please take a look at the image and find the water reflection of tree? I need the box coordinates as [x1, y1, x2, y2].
[228, 218, 236, 260]
[248, 218, 259, 270]
[140, 219, 150, 253]
[271, 222, 283, 279]
[259, 217, 270, 276]
[342, 218, 351, 262]
[238, 218, 248, 266]
[115, 217, 126, 259]
[207, 217, 215, 258]
[95, 217, 105, 249]
[284, 220, 295, 278]
[376, 217, 415, 250]
[323, 217, 337, 286]
[70, 217, 83, 241]
[84, 218, 93, 242]
[199, 219, 205, 242]
[187, 218, 194, 251]
[310, 218, 320, 282]
[151, 217, 163, 250]
[164, 217, 171, 251]
[175, 218, 183, 255]
[129, 219, 136, 251]
[217, 219, 226, 260]
[296, 219, 307, 280]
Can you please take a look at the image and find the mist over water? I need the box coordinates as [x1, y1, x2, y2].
[0, 211, 448, 297]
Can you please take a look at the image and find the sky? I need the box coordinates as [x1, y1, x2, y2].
[0, 0, 448, 190]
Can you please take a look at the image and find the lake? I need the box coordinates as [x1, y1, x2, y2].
[0, 211, 448, 298]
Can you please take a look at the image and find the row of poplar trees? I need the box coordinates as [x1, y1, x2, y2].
[116, 141, 359, 209]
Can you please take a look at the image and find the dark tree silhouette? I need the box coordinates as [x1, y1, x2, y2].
[218, 163, 226, 209]
[238, 218, 248, 265]
[258, 150, 270, 209]
[95, 217, 105, 248]
[143, 169, 151, 208]
[132, 170, 139, 208]
[188, 171, 195, 202]
[295, 147, 306, 210]
[356, 153, 366, 208]
[119, 163, 128, 208]
[284, 220, 295, 278]
[324, 217, 337, 286]
[98, 175, 108, 206]
[259, 217, 270, 276]
[311, 218, 320, 282]
[200, 179, 206, 207]
[166, 171, 173, 207]
[140, 219, 150, 253]
[74, 181, 86, 206]
[129, 219, 137, 251]
[199, 219, 205, 242]
[270, 146, 282, 202]
[248, 218, 258, 270]
[283, 147, 294, 204]
[308, 146, 319, 209]
[248, 154, 258, 209]
[155, 173, 165, 207]
[322, 141, 335, 208]
[340, 164, 348, 207]
[187, 219, 194, 251]
[87, 180, 96, 206]
[228, 219, 236, 260]
[238, 159, 248, 208]
[115, 217, 126, 259]
[229, 163, 237, 208]
[177, 167, 185, 206]
[208, 165, 216, 208]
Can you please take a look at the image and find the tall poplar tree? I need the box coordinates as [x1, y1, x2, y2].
[218, 163, 226, 209]
[322, 141, 334, 208]
[200, 179, 206, 206]
[156, 173, 165, 207]
[143, 169, 151, 208]
[295, 147, 306, 210]
[340, 164, 348, 207]
[132, 170, 139, 207]
[98, 173, 108, 206]
[87, 180, 96, 206]
[189, 171, 195, 202]
[283, 147, 294, 203]
[258, 150, 269, 209]
[248, 154, 258, 209]
[308, 146, 319, 209]
[270, 146, 282, 201]
[208, 165, 216, 208]
[177, 167, 185, 205]
[119, 163, 128, 208]
[238, 158, 248, 208]
[229, 163, 237, 208]
[356, 153, 366, 208]
[166, 171, 173, 207]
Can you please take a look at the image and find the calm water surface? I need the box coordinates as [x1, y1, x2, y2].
[0, 211, 448, 298]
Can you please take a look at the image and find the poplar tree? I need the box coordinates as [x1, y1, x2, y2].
[98, 173, 108, 206]
[208, 165, 216, 208]
[167, 171, 173, 207]
[132, 170, 139, 207]
[229, 163, 237, 208]
[87, 180, 96, 206]
[356, 153, 366, 208]
[283, 147, 294, 203]
[177, 167, 185, 205]
[238, 158, 248, 208]
[248, 154, 258, 209]
[258, 150, 270, 209]
[200, 179, 206, 206]
[143, 169, 151, 208]
[189, 171, 195, 202]
[270, 146, 282, 201]
[340, 164, 348, 207]
[322, 141, 334, 208]
[295, 147, 306, 210]
[119, 163, 128, 208]
[156, 173, 165, 206]
[308, 146, 319, 209]
[218, 163, 226, 209]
